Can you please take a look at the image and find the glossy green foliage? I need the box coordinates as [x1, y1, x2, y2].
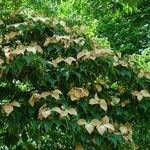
[85, 0, 150, 53]
[1, 0, 149, 54]
[0, 13, 150, 149]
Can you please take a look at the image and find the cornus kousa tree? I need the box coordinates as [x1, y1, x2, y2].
[0, 13, 150, 150]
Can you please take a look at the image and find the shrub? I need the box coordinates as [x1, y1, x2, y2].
[0, 13, 150, 149]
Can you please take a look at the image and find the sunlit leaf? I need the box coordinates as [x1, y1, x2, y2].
[76, 51, 86, 60]
[89, 98, 99, 105]
[59, 20, 66, 27]
[65, 57, 76, 65]
[10, 101, 21, 107]
[141, 90, 150, 97]
[77, 119, 87, 125]
[25, 43, 43, 54]
[100, 99, 107, 111]
[50, 89, 62, 100]
[38, 104, 51, 120]
[95, 84, 102, 92]
[137, 94, 143, 101]
[101, 116, 109, 124]
[2, 104, 14, 116]
[68, 108, 77, 115]
[52, 57, 64, 67]
[96, 125, 107, 135]
[104, 124, 115, 131]
[68, 87, 89, 101]
[29, 93, 41, 106]
[85, 124, 94, 134]
[119, 125, 128, 135]
[90, 119, 101, 126]
[41, 92, 51, 98]
[51, 107, 62, 113]
[5, 31, 20, 40]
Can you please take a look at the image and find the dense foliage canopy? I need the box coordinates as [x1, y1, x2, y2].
[1, 0, 149, 53]
[0, 0, 150, 149]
